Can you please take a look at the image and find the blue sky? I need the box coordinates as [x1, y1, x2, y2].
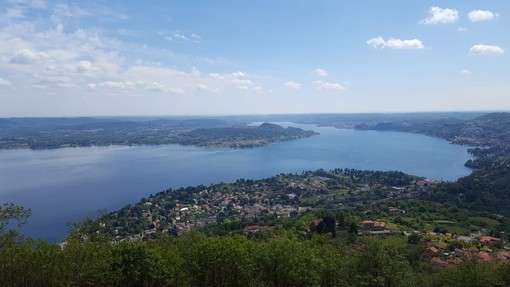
[0, 1, 508, 116]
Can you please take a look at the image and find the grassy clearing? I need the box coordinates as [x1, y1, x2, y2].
[469, 217, 501, 228]
[300, 196, 318, 204]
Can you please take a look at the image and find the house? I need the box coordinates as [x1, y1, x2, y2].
[478, 251, 492, 262]
[425, 247, 439, 256]
[361, 220, 385, 230]
[454, 248, 464, 257]
[431, 257, 448, 268]
[243, 225, 276, 235]
[388, 207, 401, 214]
[479, 236, 501, 246]
[366, 230, 397, 236]
[457, 235, 472, 243]
[496, 251, 510, 262]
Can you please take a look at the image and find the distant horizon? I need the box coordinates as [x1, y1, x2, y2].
[1, 109, 507, 119]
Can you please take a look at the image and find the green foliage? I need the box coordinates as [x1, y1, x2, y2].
[347, 238, 413, 287]
[111, 242, 180, 287]
[0, 202, 31, 234]
[0, 118, 317, 149]
[253, 238, 321, 286]
[432, 259, 510, 287]
[57, 235, 115, 286]
[407, 232, 422, 244]
[185, 235, 255, 286]
[2, 226, 510, 287]
[0, 236, 60, 287]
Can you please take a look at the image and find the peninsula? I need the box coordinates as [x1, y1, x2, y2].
[0, 118, 317, 149]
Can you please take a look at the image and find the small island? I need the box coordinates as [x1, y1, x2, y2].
[0, 118, 318, 149]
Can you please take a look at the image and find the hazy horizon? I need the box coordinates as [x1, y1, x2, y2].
[1, 110, 507, 119]
[1, 1, 508, 117]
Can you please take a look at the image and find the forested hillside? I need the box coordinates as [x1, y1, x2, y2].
[355, 112, 510, 217]
[0, 118, 317, 149]
[2, 201, 510, 287]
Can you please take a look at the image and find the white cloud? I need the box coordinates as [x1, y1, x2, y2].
[89, 81, 137, 89]
[56, 82, 77, 88]
[207, 71, 262, 91]
[173, 33, 187, 40]
[460, 69, 471, 75]
[75, 60, 93, 72]
[367, 37, 424, 49]
[144, 82, 167, 91]
[284, 81, 301, 90]
[88, 80, 185, 94]
[203, 57, 223, 66]
[367, 37, 386, 48]
[0, 78, 12, 86]
[314, 68, 328, 77]
[420, 7, 458, 25]
[469, 45, 504, 55]
[209, 71, 246, 80]
[385, 39, 424, 49]
[8, 0, 46, 9]
[314, 80, 345, 91]
[6, 8, 24, 18]
[10, 49, 40, 63]
[232, 78, 253, 90]
[468, 10, 497, 22]
[52, 3, 91, 19]
[197, 83, 219, 93]
[163, 32, 202, 44]
[144, 82, 185, 94]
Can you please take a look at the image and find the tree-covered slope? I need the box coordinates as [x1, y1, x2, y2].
[0, 118, 317, 149]
[355, 112, 510, 217]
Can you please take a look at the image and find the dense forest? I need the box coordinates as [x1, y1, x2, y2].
[2, 202, 510, 287]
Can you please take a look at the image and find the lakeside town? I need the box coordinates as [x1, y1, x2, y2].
[87, 168, 510, 267]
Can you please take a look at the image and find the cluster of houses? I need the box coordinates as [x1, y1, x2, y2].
[359, 219, 397, 235]
[424, 232, 509, 267]
[109, 175, 445, 243]
[110, 180, 323, 242]
[356, 217, 509, 268]
[103, 174, 509, 271]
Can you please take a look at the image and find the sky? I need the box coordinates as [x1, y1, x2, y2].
[0, 0, 509, 117]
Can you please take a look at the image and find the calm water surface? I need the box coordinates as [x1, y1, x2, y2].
[0, 124, 473, 241]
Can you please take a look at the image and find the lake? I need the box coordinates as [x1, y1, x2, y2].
[0, 124, 473, 241]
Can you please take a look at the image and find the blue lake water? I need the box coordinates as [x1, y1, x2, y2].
[0, 124, 473, 241]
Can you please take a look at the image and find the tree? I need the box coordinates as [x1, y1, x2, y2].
[435, 258, 506, 287]
[185, 235, 255, 286]
[58, 234, 115, 287]
[0, 202, 31, 234]
[317, 216, 336, 237]
[347, 238, 413, 287]
[348, 221, 358, 234]
[254, 238, 320, 286]
[407, 232, 422, 244]
[111, 242, 173, 287]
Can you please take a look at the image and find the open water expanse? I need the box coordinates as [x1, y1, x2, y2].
[0, 124, 473, 241]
